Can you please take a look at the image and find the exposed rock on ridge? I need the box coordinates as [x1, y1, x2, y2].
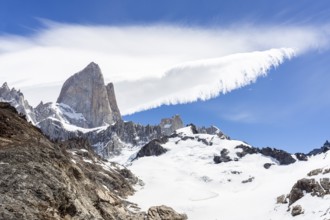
[0, 82, 36, 123]
[57, 62, 120, 128]
[160, 115, 184, 136]
[106, 82, 121, 122]
[0, 102, 188, 220]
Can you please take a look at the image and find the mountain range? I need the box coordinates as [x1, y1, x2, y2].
[0, 63, 329, 219]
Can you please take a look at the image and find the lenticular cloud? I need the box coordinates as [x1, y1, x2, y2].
[0, 23, 327, 112]
[116, 48, 295, 115]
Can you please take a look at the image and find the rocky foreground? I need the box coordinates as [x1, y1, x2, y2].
[0, 102, 187, 220]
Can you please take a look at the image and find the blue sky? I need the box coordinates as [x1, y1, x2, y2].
[1, 0, 330, 152]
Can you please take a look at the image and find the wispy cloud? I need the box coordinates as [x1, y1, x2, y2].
[117, 48, 294, 114]
[0, 22, 329, 114]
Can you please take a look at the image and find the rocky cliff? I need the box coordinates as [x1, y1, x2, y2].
[57, 62, 120, 128]
[160, 115, 184, 136]
[0, 102, 187, 220]
[106, 83, 121, 122]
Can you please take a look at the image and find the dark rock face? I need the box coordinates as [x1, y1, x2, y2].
[135, 137, 169, 160]
[159, 115, 184, 136]
[294, 153, 308, 161]
[307, 168, 323, 177]
[0, 101, 185, 220]
[259, 147, 296, 165]
[57, 62, 120, 128]
[214, 149, 232, 164]
[308, 140, 330, 156]
[147, 205, 188, 220]
[198, 125, 229, 139]
[288, 178, 326, 205]
[235, 144, 258, 158]
[187, 123, 199, 134]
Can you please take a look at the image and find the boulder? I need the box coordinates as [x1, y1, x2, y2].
[291, 205, 303, 216]
[294, 153, 308, 161]
[147, 205, 188, 220]
[276, 194, 288, 204]
[307, 168, 323, 177]
[214, 148, 232, 164]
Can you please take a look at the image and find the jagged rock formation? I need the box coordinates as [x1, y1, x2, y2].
[57, 62, 120, 128]
[258, 147, 296, 165]
[0, 82, 36, 123]
[198, 125, 229, 139]
[106, 83, 121, 122]
[308, 140, 330, 156]
[160, 115, 184, 136]
[86, 121, 163, 158]
[0, 102, 187, 220]
[35, 102, 88, 128]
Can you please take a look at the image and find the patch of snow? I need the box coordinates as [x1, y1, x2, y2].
[108, 132, 330, 220]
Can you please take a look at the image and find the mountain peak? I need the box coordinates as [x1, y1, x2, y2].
[1, 82, 9, 90]
[76, 62, 103, 79]
[85, 61, 100, 70]
[57, 63, 121, 128]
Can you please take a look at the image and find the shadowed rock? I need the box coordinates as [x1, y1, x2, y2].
[259, 147, 296, 165]
[135, 137, 169, 160]
[0, 101, 185, 220]
[106, 82, 121, 122]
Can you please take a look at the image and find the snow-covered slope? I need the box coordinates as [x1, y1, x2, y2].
[110, 126, 330, 220]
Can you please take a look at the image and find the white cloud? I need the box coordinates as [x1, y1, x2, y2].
[0, 22, 329, 114]
[117, 48, 294, 114]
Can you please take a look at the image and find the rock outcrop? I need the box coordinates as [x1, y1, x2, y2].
[0, 102, 138, 219]
[0, 102, 186, 220]
[106, 82, 121, 122]
[160, 115, 184, 136]
[0, 82, 36, 123]
[147, 205, 188, 220]
[135, 137, 169, 160]
[198, 125, 229, 139]
[291, 205, 303, 216]
[214, 148, 232, 164]
[57, 62, 120, 128]
[258, 147, 296, 165]
[308, 140, 330, 156]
